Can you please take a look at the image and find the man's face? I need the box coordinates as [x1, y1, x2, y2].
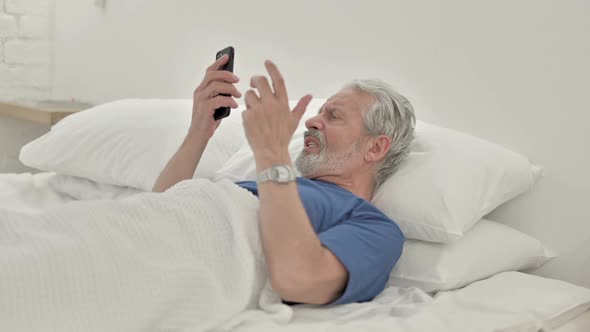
[295, 88, 376, 178]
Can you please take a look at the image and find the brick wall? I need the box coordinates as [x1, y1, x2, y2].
[0, 0, 53, 173]
[0, 0, 52, 102]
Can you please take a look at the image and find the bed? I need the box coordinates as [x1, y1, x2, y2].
[1, 98, 589, 332]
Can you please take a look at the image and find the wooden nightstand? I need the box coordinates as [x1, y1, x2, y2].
[0, 100, 93, 125]
[0, 100, 94, 173]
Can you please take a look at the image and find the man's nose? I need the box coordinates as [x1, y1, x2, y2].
[305, 115, 324, 131]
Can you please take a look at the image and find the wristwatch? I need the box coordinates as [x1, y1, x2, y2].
[256, 164, 296, 185]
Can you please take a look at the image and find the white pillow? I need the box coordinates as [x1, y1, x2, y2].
[372, 121, 543, 243]
[20, 99, 245, 191]
[387, 219, 555, 293]
[215, 98, 542, 243]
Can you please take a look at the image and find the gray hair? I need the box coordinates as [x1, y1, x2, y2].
[344, 79, 416, 191]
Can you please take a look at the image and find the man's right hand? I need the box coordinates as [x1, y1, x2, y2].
[190, 54, 242, 139]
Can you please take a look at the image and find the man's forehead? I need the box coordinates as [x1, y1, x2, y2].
[323, 88, 375, 113]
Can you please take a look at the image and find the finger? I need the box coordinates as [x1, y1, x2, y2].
[201, 70, 239, 89]
[244, 90, 260, 108]
[207, 95, 239, 110]
[204, 81, 242, 99]
[264, 60, 288, 101]
[241, 108, 251, 122]
[206, 54, 229, 72]
[292, 94, 313, 122]
[250, 75, 273, 100]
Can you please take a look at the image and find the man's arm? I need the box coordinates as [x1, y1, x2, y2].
[255, 154, 348, 305]
[153, 54, 241, 193]
[152, 130, 210, 193]
[242, 61, 347, 305]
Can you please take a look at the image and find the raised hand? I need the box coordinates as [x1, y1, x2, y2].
[191, 54, 242, 139]
[242, 60, 312, 160]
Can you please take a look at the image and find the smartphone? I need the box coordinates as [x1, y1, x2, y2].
[214, 46, 235, 120]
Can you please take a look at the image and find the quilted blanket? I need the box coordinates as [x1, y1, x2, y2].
[0, 179, 288, 331]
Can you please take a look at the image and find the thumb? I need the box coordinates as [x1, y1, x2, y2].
[292, 94, 313, 122]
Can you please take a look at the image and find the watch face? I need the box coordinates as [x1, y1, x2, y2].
[275, 166, 290, 181]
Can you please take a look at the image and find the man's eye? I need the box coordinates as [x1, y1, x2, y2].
[329, 112, 337, 119]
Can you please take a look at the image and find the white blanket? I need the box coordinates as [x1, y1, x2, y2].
[2, 177, 590, 332]
[0, 179, 289, 331]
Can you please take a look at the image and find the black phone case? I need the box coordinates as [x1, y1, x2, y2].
[213, 46, 235, 120]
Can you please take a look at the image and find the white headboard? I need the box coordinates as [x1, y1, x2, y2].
[52, 0, 590, 287]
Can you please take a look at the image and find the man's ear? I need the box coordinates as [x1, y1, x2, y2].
[365, 135, 392, 163]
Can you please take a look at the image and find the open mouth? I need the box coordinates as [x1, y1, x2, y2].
[304, 136, 320, 150]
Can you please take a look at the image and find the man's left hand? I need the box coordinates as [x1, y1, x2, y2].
[242, 60, 313, 162]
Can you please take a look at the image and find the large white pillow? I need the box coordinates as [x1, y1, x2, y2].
[20, 99, 245, 191]
[387, 219, 555, 293]
[372, 121, 543, 243]
[214, 98, 542, 243]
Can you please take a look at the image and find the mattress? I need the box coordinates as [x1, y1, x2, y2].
[552, 308, 590, 332]
[228, 271, 590, 331]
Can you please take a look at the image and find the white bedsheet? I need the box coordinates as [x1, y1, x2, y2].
[0, 172, 73, 212]
[232, 272, 590, 332]
[0, 172, 142, 213]
[46, 173, 143, 200]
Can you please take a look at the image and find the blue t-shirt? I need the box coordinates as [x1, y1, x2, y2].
[235, 177, 404, 305]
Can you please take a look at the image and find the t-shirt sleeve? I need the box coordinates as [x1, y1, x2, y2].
[318, 207, 404, 305]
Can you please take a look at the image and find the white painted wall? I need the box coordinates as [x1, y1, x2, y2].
[0, 0, 53, 101]
[14, 0, 590, 287]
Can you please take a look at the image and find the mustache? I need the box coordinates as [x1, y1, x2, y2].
[304, 130, 322, 140]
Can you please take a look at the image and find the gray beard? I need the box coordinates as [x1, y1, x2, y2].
[295, 131, 360, 178]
